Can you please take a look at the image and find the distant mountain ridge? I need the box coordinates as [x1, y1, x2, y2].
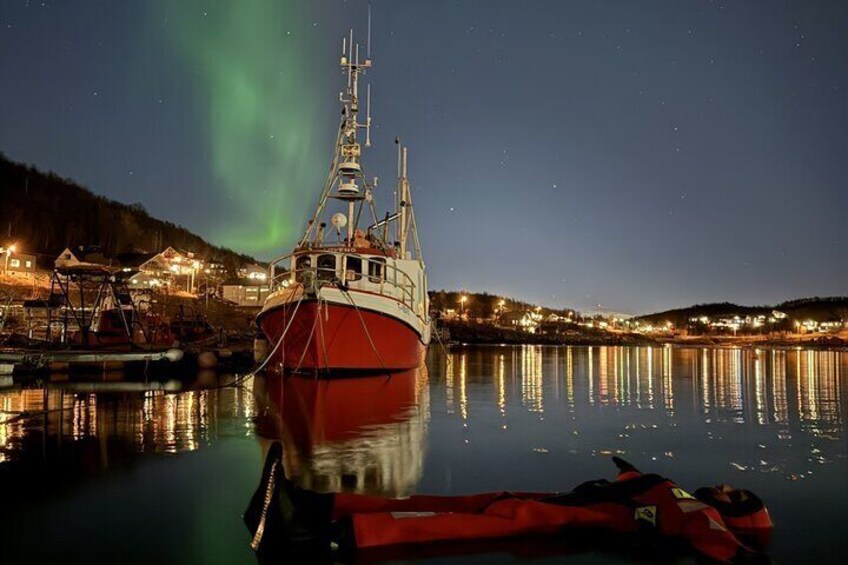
[637, 297, 848, 326]
[0, 153, 255, 271]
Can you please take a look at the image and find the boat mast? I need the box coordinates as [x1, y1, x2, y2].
[394, 139, 423, 265]
[398, 146, 409, 258]
[334, 27, 372, 243]
[298, 21, 374, 249]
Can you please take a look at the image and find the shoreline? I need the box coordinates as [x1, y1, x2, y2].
[440, 321, 848, 351]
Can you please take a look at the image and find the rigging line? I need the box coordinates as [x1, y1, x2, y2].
[222, 291, 306, 389]
[294, 297, 321, 374]
[339, 286, 390, 377]
[299, 119, 346, 247]
[316, 291, 330, 375]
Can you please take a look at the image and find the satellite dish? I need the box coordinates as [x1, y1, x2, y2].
[331, 212, 348, 231]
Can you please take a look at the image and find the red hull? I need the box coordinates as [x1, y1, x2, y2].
[258, 300, 424, 372]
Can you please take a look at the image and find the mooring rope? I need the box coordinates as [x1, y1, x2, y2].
[293, 296, 320, 374]
[221, 291, 306, 389]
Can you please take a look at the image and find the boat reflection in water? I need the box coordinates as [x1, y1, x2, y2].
[253, 366, 430, 497]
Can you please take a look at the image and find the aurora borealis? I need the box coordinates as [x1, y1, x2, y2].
[0, 1, 846, 312]
[157, 1, 331, 255]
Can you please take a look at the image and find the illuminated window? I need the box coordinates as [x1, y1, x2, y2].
[316, 254, 336, 281]
[368, 257, 385, 282]
[345, 255, 362, 281]
[9, 258, 20, 268]
[25, 260, 32, 268]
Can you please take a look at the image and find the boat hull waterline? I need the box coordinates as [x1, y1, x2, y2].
[258, 299, 425, 373]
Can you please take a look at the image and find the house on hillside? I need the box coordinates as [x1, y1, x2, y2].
[5, 252, 37, 278]
[54, 246, 111, 268]
[220, 277, 270, 307]
[125, 247, 203, 293]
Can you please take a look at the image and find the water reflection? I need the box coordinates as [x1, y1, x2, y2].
[437, 346, 847, 478]
[254, 367, 430, 497]
[0, 372, 256, 464]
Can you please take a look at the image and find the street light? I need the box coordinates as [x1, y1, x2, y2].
[2, 243, 17, 274]
[496, 299, 506, 321]
[459, 295, 468, 319]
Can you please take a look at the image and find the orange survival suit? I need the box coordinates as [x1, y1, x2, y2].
[326, 457, 764, 562]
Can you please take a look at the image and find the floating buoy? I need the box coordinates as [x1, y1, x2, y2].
[165, 348, 184, 362]
[253, 338, 269, 363]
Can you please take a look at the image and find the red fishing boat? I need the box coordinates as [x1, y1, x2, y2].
[256, 28, 430, 373]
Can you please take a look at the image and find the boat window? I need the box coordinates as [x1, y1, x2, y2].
[345, 255, 362, 281]
[368, 257, 385, 283]
[317, 254, 337, 281]
[295, 255, 312, 283]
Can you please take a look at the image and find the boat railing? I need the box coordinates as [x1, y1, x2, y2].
[269, 252, 419, 310]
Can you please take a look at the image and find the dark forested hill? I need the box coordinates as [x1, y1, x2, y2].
[637, 297, 848, 325]
[0, 153, 255, 270]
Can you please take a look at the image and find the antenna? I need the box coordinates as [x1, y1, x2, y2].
[348, 29, 354, 88]
[367, 3, 372, 60]
[365, 84, 372, 147]
[396, 137, 402, 178]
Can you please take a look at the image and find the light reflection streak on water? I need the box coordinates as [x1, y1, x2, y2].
[772, 350, 788, 423]
[445, 353, 455, 414]
[459, 350, 468, 423]
[566, 347, 574, 409]
[701, 348, 709, 413]
[598, 346, 609, 406]
[497, 353, 506, 426]
[587, 347, 594, 405]
[754, 351, 766, 425]
[634, 347, 641, 407]
[521, 346, 544, 414]
[661, 346, 671, 413]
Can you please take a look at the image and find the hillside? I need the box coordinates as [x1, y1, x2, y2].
[429, 290, 576, 319]
[0, 153, 255, 271]
[637, 297, 848, 326]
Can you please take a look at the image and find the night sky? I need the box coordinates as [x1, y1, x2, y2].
[1, 1, 845, 314]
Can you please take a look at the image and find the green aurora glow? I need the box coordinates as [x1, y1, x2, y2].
[156, 2, 331, 257]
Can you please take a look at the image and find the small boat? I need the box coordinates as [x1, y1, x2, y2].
[257, 28, 430, 373]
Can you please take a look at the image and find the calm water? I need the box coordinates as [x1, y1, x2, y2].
[1, 346, 846, 563]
